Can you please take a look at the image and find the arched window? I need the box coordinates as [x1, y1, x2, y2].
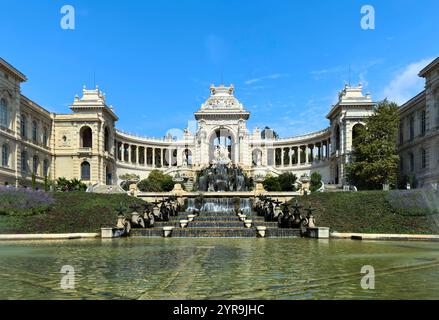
[80, 126, 93, 148]
[20, 114, 27, 138]
[1, 144, 8, 167]
[0, 99, 7, 127]
[32, 121, 38, 143]
[104, 127, 110, 152]
[32, 155, 39, 175]
[409, 152, 415, 172]
[81, 161, 91, 181]
[21, 151, 28, 173]
[43, 159, 49, 177]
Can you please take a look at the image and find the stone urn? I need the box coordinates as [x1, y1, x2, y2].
[187, 214, 196, 222]
[244, 219, 253, 228]
[256, 226, 267, 238]
[239, 215, 247, 222]
[163, 226, 174, 237]
[179, 219, 189, 228]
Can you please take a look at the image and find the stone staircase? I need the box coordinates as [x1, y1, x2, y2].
[130, 210, 301, 238]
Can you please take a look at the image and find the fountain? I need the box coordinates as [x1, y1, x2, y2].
[196, 163, 248, 192]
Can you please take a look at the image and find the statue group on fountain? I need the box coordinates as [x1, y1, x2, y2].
[197, 163, 247, 192]
[254, 196, 317, 234]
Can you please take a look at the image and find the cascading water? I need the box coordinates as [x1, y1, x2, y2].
[186, 198, 252, 214]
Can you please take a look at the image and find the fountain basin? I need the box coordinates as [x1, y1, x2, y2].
[162, 226, 175, 237]
[187, 214, 196, 222]
[179, 220, 189, 228]
[256, 226, 267, 238]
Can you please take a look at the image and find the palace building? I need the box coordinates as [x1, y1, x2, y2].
[0, 57, 438, 189]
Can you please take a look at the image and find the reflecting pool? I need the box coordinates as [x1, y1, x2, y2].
[0, 238, 439, 299]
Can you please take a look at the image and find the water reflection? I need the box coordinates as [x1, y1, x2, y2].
[0, 238, 439, 299]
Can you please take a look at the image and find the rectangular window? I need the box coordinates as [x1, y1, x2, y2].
[399, 122, 404, 144]
[421, 149, 427, 169]
[420, 110, 426, 136]
[409, 117, 414, 141]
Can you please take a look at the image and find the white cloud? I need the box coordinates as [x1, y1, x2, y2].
[383, 58, 434, 105]
[244, 73, 287, 85]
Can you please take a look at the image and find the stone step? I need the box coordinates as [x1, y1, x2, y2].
[130, 227, 301, 238]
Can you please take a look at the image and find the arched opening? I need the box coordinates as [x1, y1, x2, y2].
[81, 161, 91, 181]
[0, 98, 7, 127]
[209, 128, 234, 163]
[104, 127, 110, 152]
[252, 149, 262, 167]
[80, 126, 93, 148]
[352, 123, 365, 148]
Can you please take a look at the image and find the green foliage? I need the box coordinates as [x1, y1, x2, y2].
[137, 170, 174, 192]
[292, 190, 439, 234]
[0, 193, 145, 234]
[55, 177, 87, 192]
[262, 173, 297, 191]
[310, 172, 322, 192]
[277, 172, 297, 191]
[263, 175, 281, 191]
[346, 99, 400, 190]
[119, 173, 140, 181]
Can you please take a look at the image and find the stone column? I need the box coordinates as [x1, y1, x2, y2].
[298, 146, 301, 164]
[305, 145, 309, 163]
[152, 148, 156, 167]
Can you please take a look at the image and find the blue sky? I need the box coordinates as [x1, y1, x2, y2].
[2, 0, 439, 138]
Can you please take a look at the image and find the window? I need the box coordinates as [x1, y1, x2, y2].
[409, 152, 414, 172]
[43, 127, 48, 146]
[399, 122, 404, 145]
[43, 159, 49, 177]
[33, 156, 39, 175]
[81, 161, 90, 181]
[104, 127, 110, 152]
[400, 157, 404, 173]
[0, 99, 7, 127]
[421, 148, 427, 169]
[420, 110, 426, 136]
[20, 115, 27, 138]
[32, 121, 38, 143]
[80, 126, 93, 148]
[1, 144, 8, 167]
[409, 116, 414, 141]
[21, 151, 28, 173]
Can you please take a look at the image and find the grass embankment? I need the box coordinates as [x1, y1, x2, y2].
[0, 189, 438, 234]
[298, 190, 439, 234]
[0, 192, 144, 234]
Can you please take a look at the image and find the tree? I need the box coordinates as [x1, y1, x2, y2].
[346, 99, 400, 190]
[277, 172, 297, 191]
[310, 172, 322, 192]
[263, 175, 281, 191]
[137, 170, 174, 192]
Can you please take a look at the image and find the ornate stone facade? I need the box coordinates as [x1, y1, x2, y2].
[2, 57, 437, 189]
